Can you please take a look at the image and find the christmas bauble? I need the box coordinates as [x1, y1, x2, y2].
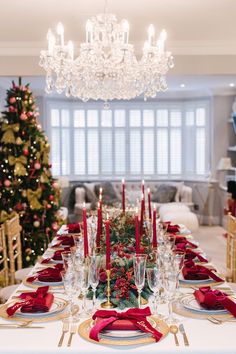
[9, 97, 16, 104]
[4, 179, 11, 187]
[49, 195, 54, 201]
[20, 112, 27, 120]
[22, 190, 27, 197]
[9, 106, 15, 112]
[27, 111, 32, 118]
[34, 162, 41, 170]
[23, 149, 29, 156]
[14, 125, 20, 132]
[46, 204, 52, 209]
[16, 137, 23, 145]
[33, 220, 40, 228]
[52, 182, 59, 189]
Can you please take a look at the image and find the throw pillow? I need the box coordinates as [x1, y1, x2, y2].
[94, 182, 118, 205]
[152, 184, 177, 203]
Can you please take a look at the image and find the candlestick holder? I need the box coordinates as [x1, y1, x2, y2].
[101, 269, 116, 308]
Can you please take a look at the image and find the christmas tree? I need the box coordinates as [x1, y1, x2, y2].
[0, 79, 60, 266]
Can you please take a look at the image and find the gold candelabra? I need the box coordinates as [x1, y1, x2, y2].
[101, 269, 116, 308]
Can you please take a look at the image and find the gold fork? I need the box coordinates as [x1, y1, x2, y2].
[67, 323, 77, 347]
[58, 322, 69, 347]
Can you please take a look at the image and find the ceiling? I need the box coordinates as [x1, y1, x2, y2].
[0, 0, 236, 95]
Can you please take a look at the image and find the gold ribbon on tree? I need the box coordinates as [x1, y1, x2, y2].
[26, 188, 43, 210]
[8, 155, 27, 176]
[0, 210, 17, 223]
[1, 123, 20, 144]
[40, 171, 49, 183]
[39, 140, 50, 165]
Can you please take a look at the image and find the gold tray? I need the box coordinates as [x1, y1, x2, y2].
[0, 297, 69, 323]
[78, 316, 169, 346]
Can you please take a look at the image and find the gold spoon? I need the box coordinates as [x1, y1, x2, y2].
[169, 325, 179, 346]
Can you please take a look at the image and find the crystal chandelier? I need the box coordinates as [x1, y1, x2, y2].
[39, 11, 174, 102]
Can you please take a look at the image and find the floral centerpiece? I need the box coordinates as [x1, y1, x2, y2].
[94, 210, 154, 309]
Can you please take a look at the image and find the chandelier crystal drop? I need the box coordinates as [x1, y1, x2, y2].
[39, 13, 174, 102]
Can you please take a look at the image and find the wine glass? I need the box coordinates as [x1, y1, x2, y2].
[61, 251, 74, 271]
[163, 270, 179, 324]
[79, 263, 90, 316]
[147, 266, 161, 315]
[61, 270, 77, 322]
[88, 255, 101, 310]
[133, 254, 147, 308]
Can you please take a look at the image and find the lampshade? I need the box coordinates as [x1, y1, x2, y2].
[217, 157, 233, 170]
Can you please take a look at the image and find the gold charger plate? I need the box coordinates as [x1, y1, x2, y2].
[23, 277, 64, 289]
[0, 297, 69, 323]
[173, 296, 234, 320]
[78, 316, 169, 346]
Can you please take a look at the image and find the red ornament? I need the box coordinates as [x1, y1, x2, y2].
[20, 112, 27, 120]
[9, 97, 16, 104]
[46, 204, 52, 209]
[49, 195, 54, 201]
[4, 179, 11, 187]
[15, 202, 23, 211]
[34, 162, 41, 170]
[27, 111, 33, 118]
[23, 149, 29, 156]
[9, 106, 15, 112]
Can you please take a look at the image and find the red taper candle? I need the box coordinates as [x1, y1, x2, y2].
[140, 192, 144, 236]
[135, 208, 140, 253]
[96, 202, 102, 248]
[83, 202, 89, 257]
[105, 214, 111, 270]
[147, 187, 152, 220]
[152, 205, 157, 248]
[122, 178, 125, 213]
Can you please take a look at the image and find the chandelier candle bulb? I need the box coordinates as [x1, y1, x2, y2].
[148, 24, 155, 46]
[152, 205, 157, 248]
[135, 208, 140, 254]
[56, 22, 64, 46]
[122, 20, 129, 44]
[68, 41, 74, 60]
[83, 202, 89, 258]
[86, 19, 93, 43]
[147, 188, 152, 220]
[122, 178, 125, 213]
[105, 214, 111, 270]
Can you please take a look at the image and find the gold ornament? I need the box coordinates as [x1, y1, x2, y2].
[0, 210, 17, 223]
[26, 188, 43, 210]
[16, 137, 23, 145]
[8, 155, 27, 176]
[40, 171, 49, 183]
[43, 142, 50, 165]
[1, 123, 20, 144]
[22, 190, 27, 197]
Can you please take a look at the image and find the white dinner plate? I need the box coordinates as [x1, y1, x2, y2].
[15, 297, 67, 318]
[181, 295, 228, 315]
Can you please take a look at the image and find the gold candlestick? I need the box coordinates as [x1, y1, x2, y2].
[101, 269, 116, 308]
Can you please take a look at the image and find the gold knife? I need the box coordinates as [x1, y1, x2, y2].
[179, 324, 189, 346]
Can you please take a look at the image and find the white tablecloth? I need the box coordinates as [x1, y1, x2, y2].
[0, 238, 236, 353]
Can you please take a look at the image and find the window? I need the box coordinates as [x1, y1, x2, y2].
[47, 100, 210, 180]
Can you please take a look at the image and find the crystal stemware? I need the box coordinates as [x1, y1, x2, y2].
[147, 266, 161, 315]
[61, 270, 77, 322]
[133, 254, 147, 308]
[163, 270, 179, 324]
[88, 255, 101, 310]
[80, 263, 90, 316]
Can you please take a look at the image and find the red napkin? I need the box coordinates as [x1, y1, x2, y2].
[66, 223, 81, 233]
[164, 222, 180, 233]
[27, 264, 63, 283]
[7, 286, 54, 316]
[176, 245, 208, 263]
[89, 307, 163, 342]
[194, 286, 236, 317]
[175, 236, 197, 249]
[182, 260, 223, 282]
[52, 236, 75, 248]
[41, 247, 71, 263]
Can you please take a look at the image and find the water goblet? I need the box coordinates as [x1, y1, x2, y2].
[61, 251, 74, 271]
[80, 263, 90, 316]
[61, 270, 77, 322]
[133, 254, 147, 308]
[89, 255, 101, 310]
[163, 270, 179, 324]
[147, 266, 161, 315]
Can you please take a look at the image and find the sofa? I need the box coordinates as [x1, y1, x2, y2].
[70, 181, 194, 222]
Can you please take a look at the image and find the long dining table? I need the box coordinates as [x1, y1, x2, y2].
[0, 226, 236, 354]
